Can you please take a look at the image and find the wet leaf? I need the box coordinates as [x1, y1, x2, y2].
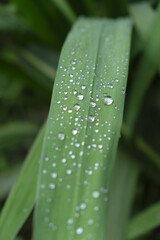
[33, 17, 132, 240]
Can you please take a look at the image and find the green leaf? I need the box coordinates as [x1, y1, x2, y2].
[125, 5, 160, 138]
[33, 17, 132, 240]
[106, 148, 139, 240]
[0, 4, 29, 32]
[11, 0, 58, 46]
[0, 125, 45, 240]
[0, 165, 20, 199]
[129, 2, 155, 40]
[51, 0, 76, 23]
[0, 122, 38, 150]
[128, 202, 160, 239]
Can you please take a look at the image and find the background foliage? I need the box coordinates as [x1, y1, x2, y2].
[0, 0, 160, 239]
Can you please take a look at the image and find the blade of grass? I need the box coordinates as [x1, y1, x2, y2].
[0, 125, 45, 240]
[0, 4, 29, 32]
[0, 122, 38, 150]
[125, 4, 160, 138]
[127, 202, 160, 239]
[51, 0, 76, 23]
[20, 50, 57, 80]
[33, 17, 132, 240]
[11, 0, 58, 46]
[129, 2, 155, 40]
[122, 124, 160, 169]
[0, 165, 20, 199]
[106, 148, 140, 240]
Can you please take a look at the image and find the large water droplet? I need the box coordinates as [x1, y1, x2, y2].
[57, 133, 65, 140]
[74, 104, 80, 111]
[76, 94, 84, 101]
[103, 95, 113, 106]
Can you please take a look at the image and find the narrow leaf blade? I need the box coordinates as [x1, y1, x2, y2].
[0, 125, 45, 240]
[33, 17, 132, 240]
[128, 202, 160, 239]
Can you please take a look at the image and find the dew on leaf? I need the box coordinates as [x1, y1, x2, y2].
[74, 104, 80, 111]
[57, 133, 65, 140]
[76, 227, 83, 235]
[76, 94, 84, 100]
[102, 95, 113, 106]
[87, 115, 95, 123]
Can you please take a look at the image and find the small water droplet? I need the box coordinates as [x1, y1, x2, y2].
[57, 133, 65, 140]
[73, 90, 77, 95]
[76, 94, 84, 101]
[121, 86, 125, 94]
[81, 85, 86, 90]
[72, 129, 78, 135]
[67, 218, 73, 225]
[49, 183, 55, 189]
[80, 203, 86, 210]
[103, 95, 113, 106]
[76, 227, 83, 235]
[51, 173, 57, 179]
[107, 83, 113, 89]
[61, 158, 66, 163]
[92, 191, 100, 198]
[74, 104, 80, 111]
[66, 169, 72, 175]
[87, 115, 95, 123]
[89, 101, 96, 108]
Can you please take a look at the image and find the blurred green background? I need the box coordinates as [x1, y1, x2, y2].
[0, 0, 160, 239]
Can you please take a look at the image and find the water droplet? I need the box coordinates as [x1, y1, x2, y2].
[107, 83, 113, 89]
[74, 104, 80, 111]
[80, 203, 86, 210]
[92, 191, 100, 198]
[88, 219, 94, 225]
[61, 158, 66, 163]
[57, 133, 65, 140]
[66, 169, 72, 175]
[121, 86, 125, 94]
[89, 101, 96, 108]
[72, 129, 78, 135]
[81, 85, 86, 90]
[73, 90, 77, 95]
[76, 94, 84, 101]
[67, 218, 73, 225]
[51, 173, 57, 179]
[76, 227, 83, 235]
[103, 95, 113, 106]
[49, 183, 55, 189]
[87, 115, 95, 123]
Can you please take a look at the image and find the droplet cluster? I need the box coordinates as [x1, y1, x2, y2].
[35, 18, 131, 239]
